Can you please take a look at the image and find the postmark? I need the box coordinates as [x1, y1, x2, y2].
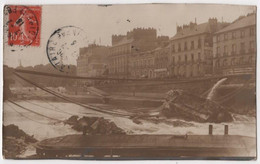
[46, 26, 88, 73]
[4, 5, 41, 46]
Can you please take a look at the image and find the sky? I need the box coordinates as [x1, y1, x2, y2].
[3, 4, 255, 68]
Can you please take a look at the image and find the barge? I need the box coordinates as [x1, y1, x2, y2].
[35, 134, 256, 159]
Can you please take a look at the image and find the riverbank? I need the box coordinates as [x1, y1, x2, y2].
[3, 124, 37, 158]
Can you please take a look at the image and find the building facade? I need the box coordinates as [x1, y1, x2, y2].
[108, 35, 133, 78]
[153, 45, 171, 78]
[77, 44, 109, 77]
[77, 14, 255, 80]
[108, 28, 168, 78]
[129, 41, 170, 79]
[169, 18, 229, 78]
[130, 50, 155, 78]
[213, 13, 256, 75]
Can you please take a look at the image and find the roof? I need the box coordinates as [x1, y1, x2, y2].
[215, 14, 256, 34]
[112, 37, 134, 47]
[170, 23, 209, 40]
[151, 44, 170, 52]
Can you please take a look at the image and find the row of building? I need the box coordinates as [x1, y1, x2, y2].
[77, 12, 256, 79]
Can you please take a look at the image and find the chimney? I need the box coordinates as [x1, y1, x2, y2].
[190, 21, 197, 30]
[183, 24, 189, 29]
[112, 35, 125, 45]
[208, 17, 218, 33]
[177, 26, 182, 33]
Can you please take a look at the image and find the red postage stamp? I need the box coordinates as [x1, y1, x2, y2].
[7, 5, 41, 46]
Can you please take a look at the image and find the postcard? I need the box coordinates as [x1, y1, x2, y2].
[2, 4, 257, 160]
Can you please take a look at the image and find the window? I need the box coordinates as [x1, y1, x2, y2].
[198, 38, 201, 48]
[240, 30, 245, 38]
[198, 53, 201, 60]
[240, 42, 245, 54]
[250, 27, 255, 36]
[250, 41, 255, 52]
[239, 57, 244, 64]
[232, 44, 237, 53]
[217, 35, 220, 42]
[172, 56, 175, 64]
[191, 54, 194, 62]
[178, 56, 181, 62]
[191, 41, 194, 49]
[231, 58, 236, 65]
[215, 60, 220, 68]
[223, 59, 228, 66]
[217, 47, 220, 55]
[248, 56, 253, 64]
[178, 43, 181, 52]
[224, 46, 228, 56]
[224, 33, 228, 40]
[232, 32, 236, 39]
[172, 45, 175, 53]
[185, 55, 188, 63]
[184, 42, 187, 50]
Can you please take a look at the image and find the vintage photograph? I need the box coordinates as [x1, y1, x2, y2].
[2, 4, 257, 159]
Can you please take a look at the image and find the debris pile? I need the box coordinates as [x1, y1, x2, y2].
[3, 124, 37, 143]
[130, 114, 195, 127]
[3, 124, 37, 158]
[172, 120, 195, 127]
[160, 89, 233, 123]
[65, 115, 126, 135]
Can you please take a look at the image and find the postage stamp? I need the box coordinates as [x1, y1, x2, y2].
[5, 5, 41, 46]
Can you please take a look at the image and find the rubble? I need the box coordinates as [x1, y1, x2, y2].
[130, 114, 195, 127]
[172, 120, 194, 127]
[64, 115, 126, 135]
[3, 137, 28, 159]
[3, 124, 37, 143]
[160, 89, 233, 123]
[132, 118, 142, 124]
[3, 124, 37, 159]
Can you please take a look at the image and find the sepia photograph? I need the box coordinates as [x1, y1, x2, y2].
[2, 3, 257, 160]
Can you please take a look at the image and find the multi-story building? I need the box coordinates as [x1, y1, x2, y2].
[77, 44, 109, 77]
[129, 38, 170, 79]
[130, 50, 155, 78]
[108, 28, 168, 78]
[213, 13, 256, 75]
[170, 18, 229, 78]
[153, 44, 171, 78]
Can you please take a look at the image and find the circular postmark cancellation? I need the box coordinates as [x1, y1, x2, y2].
[4, 5, 41, 47]
[46, 26, 88, 73]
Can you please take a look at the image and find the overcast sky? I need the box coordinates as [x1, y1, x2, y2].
[3, 4, 255, 68]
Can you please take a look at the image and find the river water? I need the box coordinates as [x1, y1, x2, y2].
[3, 100, 256, 157]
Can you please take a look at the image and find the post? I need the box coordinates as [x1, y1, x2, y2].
[224, 125, 228, 135]
[209, 124, 213, 135]
[133, 85, 136, 96]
